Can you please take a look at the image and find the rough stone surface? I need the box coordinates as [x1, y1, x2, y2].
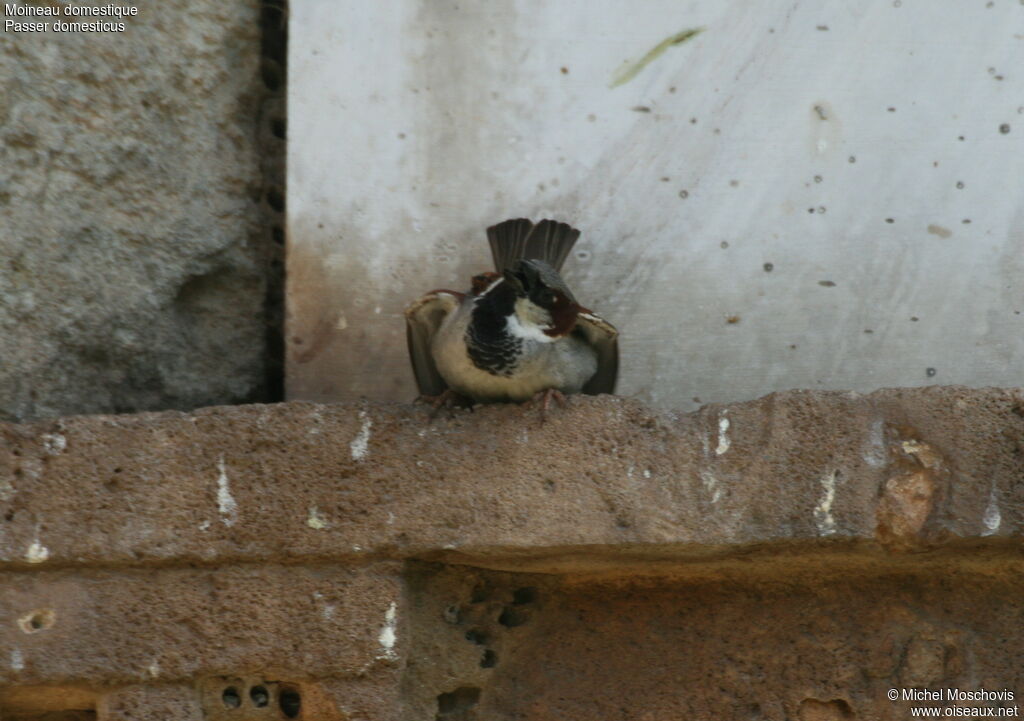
[98, 685, 203, 721]
[0, 564, 403, 685]
[0, 388, 1021, 569]
[0, 0, 279, 422]
[404, 562, 1024, 721]
[287, 0, 1024, 411]
[0, 388, 1022, 720]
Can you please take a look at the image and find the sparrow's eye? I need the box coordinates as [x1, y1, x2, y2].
[538, 289, 556, 306]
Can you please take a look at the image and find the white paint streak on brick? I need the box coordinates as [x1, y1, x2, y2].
[41, 433, 66, 455]
[814, 470, 838, 536]
[863, 419, 886, 467]
[312, 591, 336, 621]
[307, 506, 328, 530]
[378, 601, 398, 657]
[982, 488, 1001, 536]
[350, 410, 372, 461]
[26, 539, 49, 564]
[10, 648, 24, 671]
[216, 456, 238, 526]
[715, 413, 731, 455]
[700, 470, 723, 503]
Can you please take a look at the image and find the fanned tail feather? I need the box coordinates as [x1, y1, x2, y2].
[486, 218, 580, 274]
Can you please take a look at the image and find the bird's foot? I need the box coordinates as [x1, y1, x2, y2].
[416, 389, 473, 419]
[526, 388, 568, 422]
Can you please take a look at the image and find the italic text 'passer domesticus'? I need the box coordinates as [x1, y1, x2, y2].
[404, 218, 618, 408]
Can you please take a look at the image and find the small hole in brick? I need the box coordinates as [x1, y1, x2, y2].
[250, 686, 269, 707]
[222, 688, 241, 709]
[4, 511, 13, 522]
[436, 687, 481, 716]
[443, 604, 461, 624]
[480, 649, 497, 668]
[512, 587, 537, 605]
[271, 117, 286, 139]
[465, 629, 488, 645]
[279, 689, 301, 718]
[272, 226, 285, 245]
[18, 608, 56, 633]
[498, 607, 528, 627]
[469, 583, 490, 603]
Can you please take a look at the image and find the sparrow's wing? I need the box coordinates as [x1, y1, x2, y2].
[404, 291, 462, 396]
[575, 311, 619, 395]
[487, 218, 580, 274]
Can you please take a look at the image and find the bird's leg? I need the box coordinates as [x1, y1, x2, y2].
[416, 389, 473, 419]
[526, 388, 568, 421]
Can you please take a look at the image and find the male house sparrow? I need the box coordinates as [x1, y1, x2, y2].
[405, 218, 618, 408]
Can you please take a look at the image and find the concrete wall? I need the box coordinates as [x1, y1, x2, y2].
[0, 0, 284, 422]
[287, 0, 1024, 410]
[1, 388, 1022, 719]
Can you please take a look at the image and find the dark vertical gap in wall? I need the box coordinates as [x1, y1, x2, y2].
[258, 0, 288, 402]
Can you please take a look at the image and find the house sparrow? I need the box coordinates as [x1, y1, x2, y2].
[405, 218, 618, 410]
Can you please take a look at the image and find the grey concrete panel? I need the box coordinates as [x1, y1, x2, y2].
[287, 0, 1023, 408]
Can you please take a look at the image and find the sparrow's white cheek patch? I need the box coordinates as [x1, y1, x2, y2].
[506, 313, 555, 343]
[508, 298, 556, 343]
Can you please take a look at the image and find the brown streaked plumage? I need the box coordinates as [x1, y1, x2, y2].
[404, 218, 618, 404]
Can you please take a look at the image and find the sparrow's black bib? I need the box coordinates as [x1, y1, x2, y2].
[465, 284, 523, 377]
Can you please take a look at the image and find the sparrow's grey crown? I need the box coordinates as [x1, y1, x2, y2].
[503, 258, 578, 306]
